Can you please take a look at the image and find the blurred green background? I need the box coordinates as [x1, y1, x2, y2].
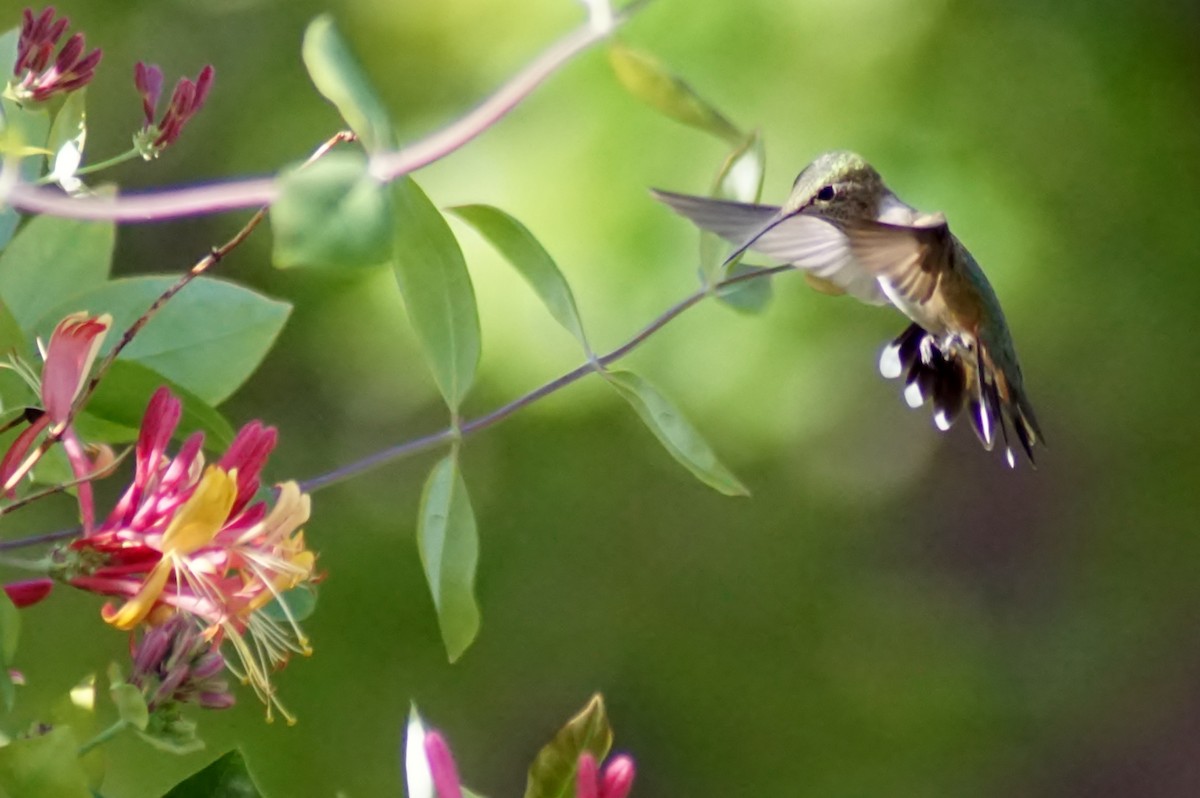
[2, 0, 1199, 795]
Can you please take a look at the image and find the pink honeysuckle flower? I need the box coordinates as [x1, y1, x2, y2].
[12, 7, 102, 103]
[0, 312, 111, 531]
[133, 62, 214, 156]
[424, 732, 464, 798]
[66, 387, 317, 723]
[2, 577, 53, 608]
[577, 752, 636, 798]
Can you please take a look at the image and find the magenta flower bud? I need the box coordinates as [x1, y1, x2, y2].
[13, 8, 101, 102]
[423, 732, 464, 798]
[2, 578, 53, 608]
[134, 61, 163, 128]
[576, 753, 599, 798]
[135, 63, 215, 153]
[600, 755, 635, 798]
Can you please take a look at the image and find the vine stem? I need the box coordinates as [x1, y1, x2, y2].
[1, 8, 632, 222]
[298, 265, 793, 492]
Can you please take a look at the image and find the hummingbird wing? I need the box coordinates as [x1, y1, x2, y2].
[838, 214, 952, 309]
[651, 189, 888, 305]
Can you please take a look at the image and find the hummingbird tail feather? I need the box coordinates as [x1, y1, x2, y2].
[879, 324, 1040, 467]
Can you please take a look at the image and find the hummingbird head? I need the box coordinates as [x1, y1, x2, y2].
[783, 150, 886, 222]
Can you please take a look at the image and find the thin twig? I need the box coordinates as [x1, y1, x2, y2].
[299, 264, 793, 492]
[0, 448, 130, 518]
[0, 132, 357, 509]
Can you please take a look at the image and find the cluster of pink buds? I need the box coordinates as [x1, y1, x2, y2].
[134, 61, 215, 155]
[11, 6, 101, 103]
[420, 728, 636, 798]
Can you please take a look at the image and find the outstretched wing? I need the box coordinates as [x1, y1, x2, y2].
[839, 214, 951, 310]
[651, 189, 888, 305]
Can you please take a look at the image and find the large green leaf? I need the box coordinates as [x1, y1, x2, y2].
[0, 590, 16, 712]
[417, 453, 480, 663]
[163, 750, 265, 798]
[0, 212, 113, 331]
[0, 294, 25, 360]
[608, 43, 742, 144]
[702, 131, 766, 277]
[36, 276, 291, 405]
[83, 360, 235, 448]
[302, 14, 394, 152]
[271, 152, 394, 270]
[524, 694, 613, 798]
[604, 369, 749, 496]
[449, 205, 590, 351]
[44, 89, 87, 189]
[0, 726, 92, 798]
[392, 178, 480, 412]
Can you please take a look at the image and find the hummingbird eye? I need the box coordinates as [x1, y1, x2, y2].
[816, 185, 837, 202]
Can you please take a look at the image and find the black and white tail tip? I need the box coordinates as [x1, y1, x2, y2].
[879, 324, 1043, 468]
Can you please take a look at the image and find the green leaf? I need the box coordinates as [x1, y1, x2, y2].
[271, 152, 394, 270]
[417, 453, 480, 663]
[0, 726, 92, 798]
[51, 676, 105, 790]
[715, 262, 774, 315]
[36, 276, 291, 405]
[392, 178, 480, 412]
[703, 130, 767, 287]
[109, 683, 149, 731]
[302, 14, 394, 152]
[0, 589, 17, 712]
[83, 360, 235, 448]
[0, 211, 113, 332]
[449, 205, 590, 351]
[0, 96, 50, 181]
[259, 585, 318, 624]
[45, 88, 87, 189]
[0, 294, 26, 357]
[524, 694, 613, 798]
[604, 369, 749, 496]
[608, 43, 742, 144]
[0, 28, 19, 77]
[163, 749, 265, 798]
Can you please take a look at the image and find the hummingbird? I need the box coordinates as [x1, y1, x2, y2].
[652, 150, 1043, 467]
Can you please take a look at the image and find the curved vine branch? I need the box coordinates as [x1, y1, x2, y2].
[0, 8, 634, 222]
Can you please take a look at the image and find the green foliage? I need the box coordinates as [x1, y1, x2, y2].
[450, 205, 591, 352]
[0, 726, 92, 798]
[37, 276, 291, 405]
[0, 294, 26, 357]
[603, 369, 748, 496]
[271, 153, 394, 270]
[108, 684, 149, 732]
[260, 585, 319, 624]
[0, 590, 17, 712]
[302, 14, 395, 153]
[705, 131, 768, 300]
[392, 178, 481, 413]
[163, 750, 265, 798]
[416, 452, 480, 663]
[84, 360, 235, 448]
[608, 43, 743, 144]
[44, 89, 86, 187]
[524, 694, 613, 798]
[0, 212, 114, 331]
